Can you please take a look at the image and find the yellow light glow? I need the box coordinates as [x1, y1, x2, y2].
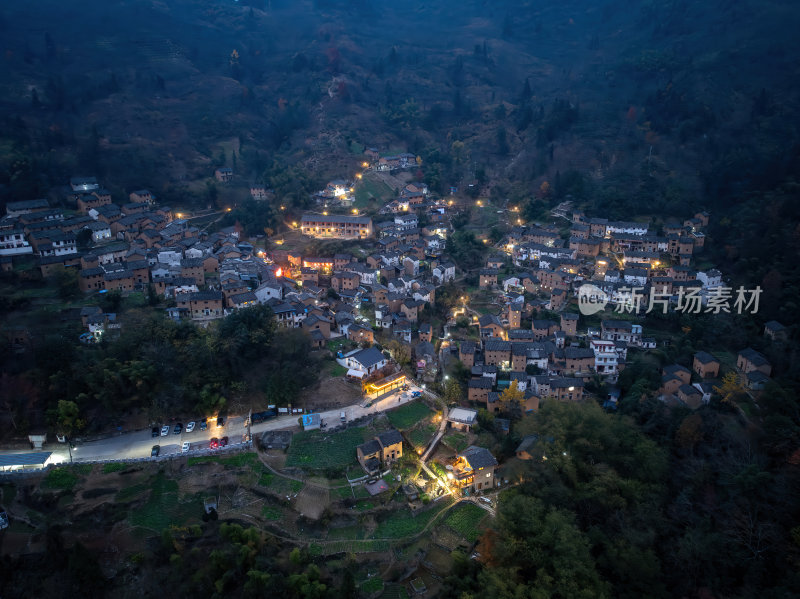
[362, 162, 369, 168]
[322, 211, 328, 216]
[352, 209, 358, 214]
[292, 221, 298, 227]
[226, 207, 232, 212]
[280, 205, 285, 210]
[355, 173, 362, 180]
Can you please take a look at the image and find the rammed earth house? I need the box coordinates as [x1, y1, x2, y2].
[300, 213, 373, 239]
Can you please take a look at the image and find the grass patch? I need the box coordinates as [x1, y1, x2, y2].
[443, 433, 468, 452]
[356, 500, 374, 511]
[116, 483, 149, 502]
[43, 468, 80, 491]
[73, 463, 94, 475]
[386, 401, 432, 430]
[327, 525, 362, 540]
[333, 486, 355, 500]
[102, 463, 129, 474]
[361, 577, 384, 594]
[325, 361, 348, 378]
[261, 505, 283, 520]
[442, 502, 487, 542]
[1, 484, 18, 504]
[286, 428, 368, 470]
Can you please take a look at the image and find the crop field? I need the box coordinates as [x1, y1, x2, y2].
[187, 452, 259, 468]
[261, 505, 283, 520]
[373, 501, 452, 538]
[285, 427, 368, 470]
[408, 423, 437, 448]
[386, 401, 432, 430]
[380, 584, 410, 599]
[443, 432, 468, 452]
[257, 471, 303, 495]
[360, 577, 384, 594]
[442, 502, 487, 542]
[128, 472, 202, 532]
[308, 539, 392, 556]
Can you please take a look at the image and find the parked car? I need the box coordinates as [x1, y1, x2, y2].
[151, 427, 159, 438]
[173, 423, 182, 435]
[160, 425, 170, 436]
[185, 421, 195, 433]
[220, 436, 229, 447]
[480, 497, 492, 505]
[209, 438, 219, 449]
[216, 416, 225, 428]
[411, 391, 422, 398]
[199, 419, 207, 431]
[151, 445, 160, 457]
[181, 442, 190, 452]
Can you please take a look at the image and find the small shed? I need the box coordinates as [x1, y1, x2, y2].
[0, 452, 53, 472]
[28, 430, 47, 449]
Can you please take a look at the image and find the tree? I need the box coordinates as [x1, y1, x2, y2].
[713, 372, 746, 404]
[52, 399, 84, 436]
[499, 380, 524, 405]
[444, 378, 463, 403]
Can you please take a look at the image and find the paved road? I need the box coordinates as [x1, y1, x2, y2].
[31, 382, 426, 466]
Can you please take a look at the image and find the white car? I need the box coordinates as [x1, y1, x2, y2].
[479, 497, 493, 505]
[181, 442, 190, 452]
[185, 421, 195, 433]
[160, 425, 170, 436]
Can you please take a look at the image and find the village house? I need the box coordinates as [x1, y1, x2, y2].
[447, 407, 478, 433]
[214, 167, 233, 182]
[677, 384, 704, 409]
[468, 377, 493, 404]
[547, 378, 584, 401]
[479, 314, 505, 339]
[590, 339, 619, 376]
[560, 312, 578, 336]
[515, 435, 539, 460]
[737, 348, 772, 377]
[300, 213, 373, 239]
[484, 340, 512, 369]
[532, 319, 559, 340]
[176, 290, 224, 321]
[693, 351, 720, 378]
[507, 303, 522, 329]
[432, 261, 456, 284]
[661, 364, 692, 395]
[763, 320, 787, 342]
[452, 446, 498, 492]
[348, 323, 374, 345]
[345, 346, 387, 375]
[601, 320, 642, 345]
[479, 268, 499, 288]
[356, 429, 404, 474]
[459, 341, 476, 368]
[418, 323, 432, 343]
[563, 347, 595, 375]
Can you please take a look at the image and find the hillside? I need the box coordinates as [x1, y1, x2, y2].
[0, 0, 797, 211]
